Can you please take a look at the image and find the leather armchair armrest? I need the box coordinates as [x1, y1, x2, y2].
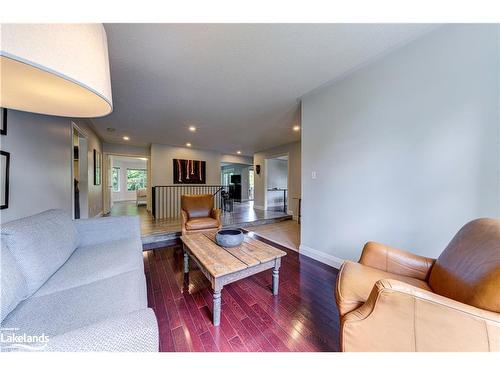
[181, 210, 189, 235]
[359, 241, 435, 280]
[211, 208, 222, 227]
[341, 279, 500, 352]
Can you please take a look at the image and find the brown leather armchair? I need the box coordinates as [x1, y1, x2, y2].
[180, 194, 222, 235]
[336, 218, 500, 352]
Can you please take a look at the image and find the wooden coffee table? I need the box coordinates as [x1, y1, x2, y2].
[181, 231, 287, 326]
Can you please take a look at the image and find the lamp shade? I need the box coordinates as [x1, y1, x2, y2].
[0, 24, 113, 118]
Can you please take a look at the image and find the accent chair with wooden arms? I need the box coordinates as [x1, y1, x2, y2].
[336, 218, 500, 352]
[180, 194, 222, 235]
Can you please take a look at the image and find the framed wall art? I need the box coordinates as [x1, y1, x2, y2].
[173, 159, 206, 184]
[1, 108, 7, 135]
[93, 149, 102, 185]
[1, 150, 10, 209]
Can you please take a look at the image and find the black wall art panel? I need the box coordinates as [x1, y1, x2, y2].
[173, 159, 206, 184]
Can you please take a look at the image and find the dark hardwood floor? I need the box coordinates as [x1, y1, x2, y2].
[143, 234, 340, 352]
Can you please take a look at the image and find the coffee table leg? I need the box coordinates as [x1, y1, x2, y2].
[213, 287, 222, 326]
[272, 259, 281, 295]
[183, 249, 189, 274]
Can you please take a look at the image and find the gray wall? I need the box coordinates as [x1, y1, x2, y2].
[151, 143, 224, 186]
[0, 110, 103, 223]
[77, 120, 104, 217]
[254, 141, 301, 218]
[301, 24, 500, 264]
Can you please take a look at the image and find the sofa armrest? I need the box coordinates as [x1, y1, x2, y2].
[359, 241, 435, 280]
[74, 216, 141, 247]
[44, 309, 158, 352]
[341, 279, 500, 352]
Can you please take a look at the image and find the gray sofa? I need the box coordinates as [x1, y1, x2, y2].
[0, 209, 158, 352]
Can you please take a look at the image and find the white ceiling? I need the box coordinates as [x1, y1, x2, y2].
[92, 24, 438, 155]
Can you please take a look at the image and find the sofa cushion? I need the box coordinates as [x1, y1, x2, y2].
[1, 209, 78, 295]
[336, 260, 432, 316]
[1, 243, 29, 321]
[34, 237, 144, 297]
[1, 270, 147, 338]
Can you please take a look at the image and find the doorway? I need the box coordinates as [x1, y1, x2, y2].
[71, 123, 89, 219]
[103, 154, 150, 215]
[220, 162, 253, 202]
[248, 168, 254, 200]
[264, 154, 289, 213]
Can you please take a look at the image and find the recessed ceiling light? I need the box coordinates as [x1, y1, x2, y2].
[188, 125, 197, 132]
[293, 125, 301, 132]
[236, 151, 242, 154]
[186, 142, 192, 147]
[123, 136, 130, 141]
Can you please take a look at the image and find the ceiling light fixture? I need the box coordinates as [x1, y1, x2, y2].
[188, 125, 197, 132]
[0, 24, 113, 118]
[186, 142, 192, 147]
[236, 151, 242, 154]
[123, 136, 130, 141]
[293, 125, 301, 132]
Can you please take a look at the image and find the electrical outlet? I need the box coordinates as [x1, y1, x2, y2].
[311, 171, 317, 179]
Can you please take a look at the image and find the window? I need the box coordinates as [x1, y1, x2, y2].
[112, 167, 120, 192]
[127, 169, 147, 191]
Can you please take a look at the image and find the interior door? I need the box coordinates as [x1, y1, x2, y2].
[103, 154, 113, 214]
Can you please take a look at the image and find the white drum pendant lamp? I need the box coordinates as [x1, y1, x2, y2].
[0, 24, 113, 118]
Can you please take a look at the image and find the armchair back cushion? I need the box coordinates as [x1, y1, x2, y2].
[1, 209, 78, 295]
[428, 218, 500, 313]
[181, 194, 214, 219]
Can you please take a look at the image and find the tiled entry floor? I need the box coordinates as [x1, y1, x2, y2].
[246, 220, 300, 252]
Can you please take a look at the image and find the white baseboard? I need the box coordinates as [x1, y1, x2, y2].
[299, 244, 344, 269]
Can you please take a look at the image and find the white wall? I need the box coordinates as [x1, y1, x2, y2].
[301, 24, 500, 265]
[221, 154, 253, 165]
[151, 144, 223, 186]
[266, 158, 288, 207]
[111, 157, 147, 202]
[103, 142, 150, 157]
[0, 110, 103, 223]
[254, 141, 301, 217]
